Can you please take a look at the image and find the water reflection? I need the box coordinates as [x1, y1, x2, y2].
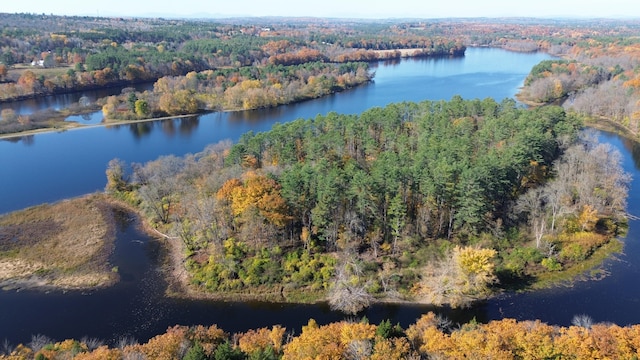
[114, 116, 202, 139]
[4, 82, 154, 116]
[178, 116, 199, 136]
[1, 135, 34, 145]
[65, 111, 104, 125]
[8, 47, 626, 346]
[128, 122, 152, 139]
[0, 48, 556, 216]
[228, 107, 287, 125]
[620, 136, 640, 170]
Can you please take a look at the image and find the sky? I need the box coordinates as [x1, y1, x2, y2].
[2, 0, 639, 19]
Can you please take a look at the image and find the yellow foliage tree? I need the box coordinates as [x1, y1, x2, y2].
[237, 325, 286, 355]
[159, 89, 199, 115]
[73, 346, 122, 360]
[421, 246, 497, 308]
[370, 337, 413, 360]
[456, 246, 498, 293]
[282, 319, 376, 360]
[577, 204, 598, 231]
[130, 326, 187, 360]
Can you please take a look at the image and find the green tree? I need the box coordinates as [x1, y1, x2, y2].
[213, 341, 245, 360]
[127, 92, 138, 111]
[183, 342, 207, 360]
[134, 99, 149, 117]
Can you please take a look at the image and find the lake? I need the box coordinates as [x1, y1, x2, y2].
[4, 47, 635, 346]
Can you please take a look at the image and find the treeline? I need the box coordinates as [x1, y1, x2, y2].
[4, 313, 640, 359]
[107, 98, 628, 310]
[0, 13, 466, 105]
[100, 61, 372, 119]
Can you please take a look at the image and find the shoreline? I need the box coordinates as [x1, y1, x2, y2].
[124, 198, 625, 307]
[0, 185, 626, 309]
[0, 74, 374, 141]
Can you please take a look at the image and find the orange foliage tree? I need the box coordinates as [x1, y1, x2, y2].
[217, 171, 290, 227]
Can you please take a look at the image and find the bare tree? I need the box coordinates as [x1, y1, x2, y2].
[29, 334, 52, 353]
[553, 140, 630, 216]
[116, 336, 138, 350]
[80, 336, 105, 351]
[174, 189, 226, 252]
[134, 155, 185, 224]
[572, 314, 594, 329]
[1, 339, 14, 356]
[421, 246, 497, 308]
[328, 255, 373, 315]
[344, 339, 373, 360]
[541, 179, 570, 233]
[514, 187, 547, 248]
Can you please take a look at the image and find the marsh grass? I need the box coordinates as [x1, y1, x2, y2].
[0, 194, 120, 289]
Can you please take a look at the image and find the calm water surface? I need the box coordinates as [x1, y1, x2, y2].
[5, 48, 637, 345]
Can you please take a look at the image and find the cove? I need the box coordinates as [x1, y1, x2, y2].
[4, 47, 633, 346]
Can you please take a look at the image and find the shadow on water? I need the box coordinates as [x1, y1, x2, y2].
[621, 136, 640, 170]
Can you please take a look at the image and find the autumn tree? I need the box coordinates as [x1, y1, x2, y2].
[0, 109, 17, 123]
[421, 246, 497, 308]
[218, 172, 290, 228]
[282, 319, 376, 360]
[105, 158, 129, 194]
[134, 99, 150, 117]
[514, 187, 547, 248]
[159, 89, 200, 115]
[17, 70, 39, 93]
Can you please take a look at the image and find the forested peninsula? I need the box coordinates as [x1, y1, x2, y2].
[104, 97, 627, 312]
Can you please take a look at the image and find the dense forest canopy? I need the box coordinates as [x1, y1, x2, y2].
[0, 13, 466, 102]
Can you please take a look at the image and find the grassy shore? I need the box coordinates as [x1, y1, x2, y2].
[0, 194, 121, 290]
[530, 238, 624, 290]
